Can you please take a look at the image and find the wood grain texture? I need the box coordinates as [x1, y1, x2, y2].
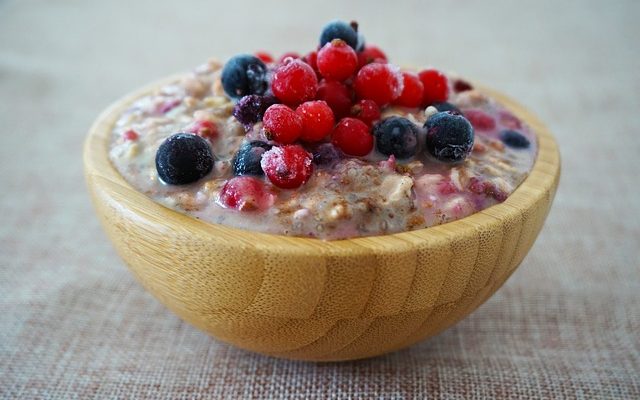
[84, 76, 560, 361]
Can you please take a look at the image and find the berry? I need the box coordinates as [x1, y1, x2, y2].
[317, 39, 358, 81]
[498, 111, 523, 130]
[453, 79, 473, 93]
[319, 20, 358, 50]
[418, 69, 449, 106]
[278, 52, 301, 64]
[431, 102, 462, 114]
[271, 59, 318, 106]
[500, 130, 530, 149]
[123, 129, 139, 141]
[354, 63, 403, 106]
[185, 120, 218, 140]
[311, 143, 342, 166]
[219, 176, 274, 211]
[373, 117, 420, 159]
[254, 51, 274, 64]
[331, 117, 373, 156]
[357, 45, 387, 68]
[232, 140, 272, 176]
[296, 100, 335, 142]
[221, 54, 268, 99]
[316, 79, 353, 118]
[424, 111, 474, 163]
[303, 51, 319, 73]
[155, 133, 214, 185]
[262, 104, 303, 144]
[233, 95, 278, 126]
[350, 99, 380, 126]
[394, 72, 424, 108]
[464, 109, 496, 131]
[261, 145, 313, 189]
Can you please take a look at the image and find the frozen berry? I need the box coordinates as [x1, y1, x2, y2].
[185, 120, 218, 140]
[500, 130, 530, 149]
[453, 79, 473, 93]
[232, 140, 272, 176]
[316, 79, 353, 118]
[394, 72, 424, 108]
[350, 99, 380, 126]
[373, 117, 420, 159]
[262, 104, 303, 144]
[278, 52, 301, 64]
[155, 133, 214, 185]
[431, 102, 462, 114]
[424, 111, 474, 163]
[354, 63, 403, 106]
[303, 51, 319, 74]
[255, 51, 274, 64]
[219, 176, 274, 211]
[331, 117, 373, 156]
[261, 145, 313, 189]
[418, 69, 449, 106]
[319, 20, 358, 50]
[317, 39, 358, 81]
[311, 143, 342, 166]
[233, 95, 278, 126]
[464, 109, 496, 131]
[123, 129, 139, 141]
[221, 54, 268, 99]
[271, 59, 318, 106]
[296, 100, 335, 142]
[357, 45, 387, 68]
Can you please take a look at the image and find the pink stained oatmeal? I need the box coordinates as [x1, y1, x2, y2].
[108, 60, 537, 240]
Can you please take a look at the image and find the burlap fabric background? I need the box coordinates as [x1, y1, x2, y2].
[1, 0, 638, 398]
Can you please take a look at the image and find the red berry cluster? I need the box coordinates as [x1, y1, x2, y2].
[220, 21, 454, 208]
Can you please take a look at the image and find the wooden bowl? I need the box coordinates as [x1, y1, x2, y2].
[84, 76, 560, 361]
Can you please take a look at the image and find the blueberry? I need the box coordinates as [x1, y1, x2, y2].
[155, 133, 214, 185]
[319, 20, 358, 50]
[311, 143, 342, 166]
[221, 54, 268, 100]
[233, 95, 278, 126]
[232, 140, 272, 176]
[424, 111, 474, 163]
[373, 117, 420, 159]
[500, 130, 530, 149]
[431, 102, 462, 115]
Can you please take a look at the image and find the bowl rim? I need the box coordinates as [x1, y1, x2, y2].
[84, 73, 560, 254]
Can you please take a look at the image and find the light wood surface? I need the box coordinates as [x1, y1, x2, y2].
[84, 76, 560, 361]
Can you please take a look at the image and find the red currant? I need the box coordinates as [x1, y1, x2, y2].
[394, 72, 424, 108]
[453, 79, 473, 93]
[296, 100, 335, 142]
[278, 52, 300, 64]
[261, 145, 313, 189]
[357, 45, 388, 68]
[254, 51, 274, 64]
[219, 176, 274, 211]
[123, 129, 139, 141]
[262, 104, 303, 144]
[316, 79, 353, 118]
[354, 63, 403, 106]
[418, 69, 449, 106]
[350, 99, 380, 126]
[464, 109, 496, 131]
[303, 50, 319, 75]
[317, 39, 358, 81]
[271, 59, 318, 106]
[185, 120, 218, 140]
[331, 117, 373, 156]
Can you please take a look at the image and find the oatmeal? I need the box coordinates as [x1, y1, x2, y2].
[108, 21, 537, 240]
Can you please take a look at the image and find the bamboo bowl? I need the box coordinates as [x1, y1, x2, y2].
[84, 77, 560, 361]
